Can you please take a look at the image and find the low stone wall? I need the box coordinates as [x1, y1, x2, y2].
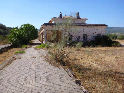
[0, 44, 12, 54]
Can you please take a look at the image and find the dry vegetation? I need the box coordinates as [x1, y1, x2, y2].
[0, 48, 22, 64]
[49, 46, 124, 93]
[116, 40, 124, 45]
[66, 47, 124, 93]
[0, 39, 9, 45]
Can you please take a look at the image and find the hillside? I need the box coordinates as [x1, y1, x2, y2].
[0, 23, 12, 36]
[106, 27, 124, 34]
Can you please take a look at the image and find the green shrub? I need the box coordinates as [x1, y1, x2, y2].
[112, 41, 121, 47]
[117, 35, 124, 40]
[76, 42, 83, 48]
[19, 24, 38, 42]
[67, 41, 78, 47]
[21, 45, 28, 48]
[88, 41, 96, 47]
[67, 35, 116, 47]
[83, 35, 121, 47]
[94, 35, 113, 47]
[107, 34, 117, 40]
[15, 51, 25, 54]
[8, 28, 23, 46]
[56, 35, 121, 47]
[8, 24, 38, 47]
[35, 43, 49, 48]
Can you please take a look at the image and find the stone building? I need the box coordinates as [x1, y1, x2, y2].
[39, 12, 107, 43]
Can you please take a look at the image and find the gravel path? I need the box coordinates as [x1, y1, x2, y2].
[0, 42, 86, 93]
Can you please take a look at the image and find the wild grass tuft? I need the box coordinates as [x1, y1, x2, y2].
[21, 45, 28, 48]
[35, 43, 49, 49]
[49, 47, 70, 66]
[76, 42, 83, 48]
[15, 50, 25, 54]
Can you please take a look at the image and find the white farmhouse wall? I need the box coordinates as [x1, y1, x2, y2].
[42, 25, 107, 42]
[42, 25, 106, 41]
[62, 26, 106, 41]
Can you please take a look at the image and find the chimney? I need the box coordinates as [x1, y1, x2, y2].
[59, 12, 62, 18]
[76, 12, 80, 19]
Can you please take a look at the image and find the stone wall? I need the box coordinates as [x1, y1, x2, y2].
[0, 44, 12, 54]
[67, 26, 106, 41]
[42, 25, 106, 42]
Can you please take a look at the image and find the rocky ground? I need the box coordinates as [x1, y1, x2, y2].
[0, 40, 86, 93]
[0, 44, 11, 50]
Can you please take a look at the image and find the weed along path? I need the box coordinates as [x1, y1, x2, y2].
[0, 40, 86, 93]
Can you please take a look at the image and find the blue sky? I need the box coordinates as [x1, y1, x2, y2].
[0, 0, 124, 28]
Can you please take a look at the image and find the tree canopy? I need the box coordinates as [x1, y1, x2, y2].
[8, 24, 38, 46]
[0, 23, 12, 36]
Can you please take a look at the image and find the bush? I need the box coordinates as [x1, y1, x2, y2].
[35, 43, 49, 49]
[67, 35, 118, 47]
[0, 35, 9, 44]
[0, 35, 8, 41]
[8, 28, 23, 46]
[56, 35, 121, 47]
[76, 42, 83, 48]
[107, 34, 117, 40]
[112, 41, 121, 47]
[117, 35, 124, 40]
[8, 24, 38, 46]
[66, 41, 83, 47]
[93, 35, 113, 47]
[0, 24, 12, 36]
[21, 45, 28, 48]
[83, 35, 121, 47]
[20, 24, 38, 42]
[49, 48, 70, 66]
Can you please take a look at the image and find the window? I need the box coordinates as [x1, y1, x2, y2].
[83, 34, 87, 41]
[97, 34, 101, 36]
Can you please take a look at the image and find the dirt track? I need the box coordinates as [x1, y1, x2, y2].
[0, 40, 86, 93]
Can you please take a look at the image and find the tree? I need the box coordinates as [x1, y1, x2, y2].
[52, 18, 73, 45]
[19, 24, 38, 43]
[9, 24, 38, 46]
[0, 23, 11, 36]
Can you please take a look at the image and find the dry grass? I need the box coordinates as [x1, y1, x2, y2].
[0, 48, 22, 64]
[49, 46, 124, 93]
[0, 36, 9, 45]
[0, 40, 9, 45]
[63, 47, 124, 93]
[116, 40, 124, 45]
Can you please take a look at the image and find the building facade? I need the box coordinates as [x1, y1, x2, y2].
[39, 12, 107, 43]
